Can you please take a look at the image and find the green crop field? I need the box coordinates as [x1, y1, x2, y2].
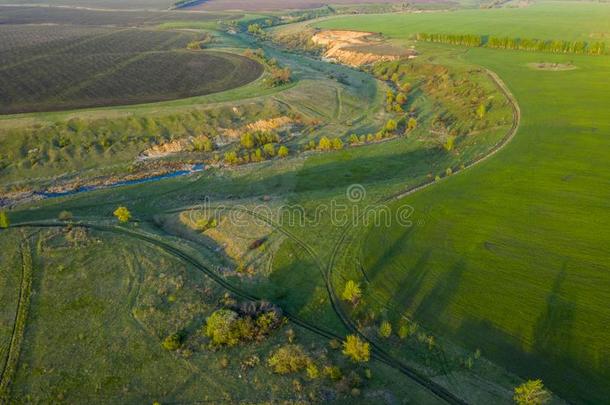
[0, 0, 608, 403]
[314, 1, 610, 403]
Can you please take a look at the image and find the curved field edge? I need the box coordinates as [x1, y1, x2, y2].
[316, 9, 610, 402]
[325, 67, 521, 405]
[0, 50, 265, 117]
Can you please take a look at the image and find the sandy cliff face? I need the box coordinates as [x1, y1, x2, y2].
[311, 30, 414, 67]
[141, 139, 191, 159]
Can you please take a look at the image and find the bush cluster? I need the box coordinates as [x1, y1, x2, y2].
[203, 301, 283, 347]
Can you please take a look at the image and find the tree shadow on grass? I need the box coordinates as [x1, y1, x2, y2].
[531, 263, 575, 361]
[385, 249, 432, 313]
[414, 259, 466, 325]
[452, 263, 610, 404]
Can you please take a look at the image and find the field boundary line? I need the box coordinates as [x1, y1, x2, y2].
[323, 67, 521, 404]
[0, 234, 33, 403]
[385, 68, 521, 202]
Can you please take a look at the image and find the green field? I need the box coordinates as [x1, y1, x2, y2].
[317, 1, 610, 45]
[315, 2, 610, 403]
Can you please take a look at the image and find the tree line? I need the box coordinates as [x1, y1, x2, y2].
[416, 32, 606, 55]
[416, 32, 483, 47]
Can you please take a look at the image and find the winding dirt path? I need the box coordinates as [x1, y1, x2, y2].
[0, 235, 33, 401]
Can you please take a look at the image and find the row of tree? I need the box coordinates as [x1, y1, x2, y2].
[487, 36, 605, 55]
[416, 32, 483, 47]
[416, 32, 606, 55]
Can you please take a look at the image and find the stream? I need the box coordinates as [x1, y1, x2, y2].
[36, 163, 205, 199]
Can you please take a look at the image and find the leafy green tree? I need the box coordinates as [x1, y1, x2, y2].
[251, 148, 263, 162]
[379, 321, 392, 338]
[386, 91, 394, 105]
[318, 136, 332, 151]
[342, 335, 370, 363]
[395, 92, 407, 105]
[385, 119, 398, 133]
[407, 117, 417, 132]
[0, 211, 9, 228]
[205, 309, 240, 346]
[342, 280, 362, 305]
[332, 138, 344, 150]
[349, 134, 360, 145]
[224, 151, 239, 165]
[513, 380, 551, 405]
[267, 344, 310, 374]
[263, 143, 276, 157]
[113, 206, 131, 223]
[278, 145, 289, 158]
[240, 133, 255, 149]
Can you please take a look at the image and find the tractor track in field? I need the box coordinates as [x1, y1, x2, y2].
[165, 204, 466, 404]
[0, 234, 33, 402]
[9, 218, 460, 404]
[8, 221, 342, 343]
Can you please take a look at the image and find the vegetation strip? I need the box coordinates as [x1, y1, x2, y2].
[0, 235, 33, 402]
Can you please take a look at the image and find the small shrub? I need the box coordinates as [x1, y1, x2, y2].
[278, 145, 289, 158]
[342, 335, 370, 363]
[341, 280, 362, 305]
[0, 211, 10, 228]
[267, 344, 310, 374]
[323, 365, 342, 381]
[407, 117, 417, 132]
[379, 321, 392, 338]
[224, 151, 239, 165]
[241, 354, 260, 370]
[58, 210, 73, 221]
[513, 379, 551, 405]
[162, 332, 183, 351]
[306, 362, 319, 379]
[113, 206, 131, 223]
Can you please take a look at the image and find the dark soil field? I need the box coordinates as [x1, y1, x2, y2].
[0, 26, 262, 114]
[189, 0, 410, 11]
[0, 0, 176, 9]
[0, 5, 233, 26]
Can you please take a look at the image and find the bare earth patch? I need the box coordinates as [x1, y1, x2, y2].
[527, 62, 578, 71]
[312, 30, 415, 67]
